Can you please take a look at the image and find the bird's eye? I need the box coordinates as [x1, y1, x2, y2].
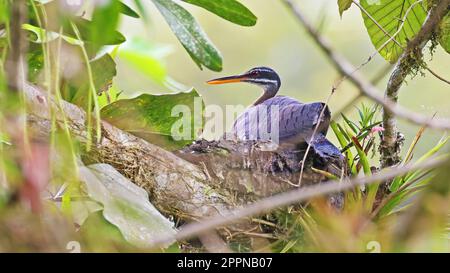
[251, 71, 259, 76]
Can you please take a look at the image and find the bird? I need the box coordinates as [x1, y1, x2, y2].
[207, 66, 343, 161]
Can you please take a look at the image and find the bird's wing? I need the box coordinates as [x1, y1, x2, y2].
[230, 97, 303, 141]
[279, 102, 330, 141]
[229, 99, 330, 143]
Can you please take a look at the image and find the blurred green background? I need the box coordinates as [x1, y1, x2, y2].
[116, 0, 449, 158]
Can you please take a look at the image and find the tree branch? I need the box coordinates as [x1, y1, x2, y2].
[153, 156, 447, 247]
[24, 83, 233, 221]
[381, 0, 450, 167]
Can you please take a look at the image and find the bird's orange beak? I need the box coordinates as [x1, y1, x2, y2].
[206, 74, 248, 85]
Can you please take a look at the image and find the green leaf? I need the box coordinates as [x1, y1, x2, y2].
[133, 0, 150, 23]
[101, 89, 204, 150]
[352, 136, 377, 211]
[118, 38, 171, 84]
[27, 44, 44, 82]
[79, 164, 176, 248]
[91, 54, 117, 94]
[182, 0, 257, 26]
[338, 0, 353, 17]
[330, 121, 356, 175]
[0, 1, 9, 24]
[63, 54, 117, 107]
[341, 113, 359, 134]
[360, 0, 428, 63]
[88, 0, 123, 53]
[352, 137, 371, 175]
[152, 0, 223, 71]
[438, 12, 450, 53]
[119, 1, 140, 18]
[70, 18, 126, 46]
[390, 136, 449, 191]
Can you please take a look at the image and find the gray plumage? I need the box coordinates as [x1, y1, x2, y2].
[208, 67, 343, 160]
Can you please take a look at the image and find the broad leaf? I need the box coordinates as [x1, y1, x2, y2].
[337, 0, 353, 17]
[101, 89, 204, 150]
[360, 0, 428, 63]
[71, 200, 103, 226]
[79, 164, 176, 248]
[439, 12, 450, 53]
[152, 0, 223, 71]
[182, 0, 257, 26]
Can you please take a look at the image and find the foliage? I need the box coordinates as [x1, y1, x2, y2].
[359, 0, 428, 63]
[102, 88, 204, 150]
[439, 12, 450, 53]
[338, 0, 450, 62]
[182, 0, 257, 26]
[152, 0, 222, 71]
[118, 38, 172, 86]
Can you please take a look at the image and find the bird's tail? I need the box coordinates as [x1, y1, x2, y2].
[306, 133, 344, 161]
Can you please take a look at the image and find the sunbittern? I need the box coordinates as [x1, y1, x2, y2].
[207, 66, 343, 160]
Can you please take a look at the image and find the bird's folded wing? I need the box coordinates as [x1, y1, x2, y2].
[279, 102, 329, 140]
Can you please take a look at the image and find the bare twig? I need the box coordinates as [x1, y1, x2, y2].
[425, 66, 450, 86]
[152, 156, 447, 247]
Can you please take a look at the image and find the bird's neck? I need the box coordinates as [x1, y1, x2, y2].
[252, 85, 279, 106]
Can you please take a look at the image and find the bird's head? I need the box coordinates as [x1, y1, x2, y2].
[207, 66, 281, 95]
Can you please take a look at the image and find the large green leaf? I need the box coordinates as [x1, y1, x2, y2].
[360, 0, 428, 63]
[439, 12, 450, 53]
[152, 0, 222, 71]
[182, 0, 257, 26]
[79, 164, 176, 248]
[101, 89, 204, 150]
